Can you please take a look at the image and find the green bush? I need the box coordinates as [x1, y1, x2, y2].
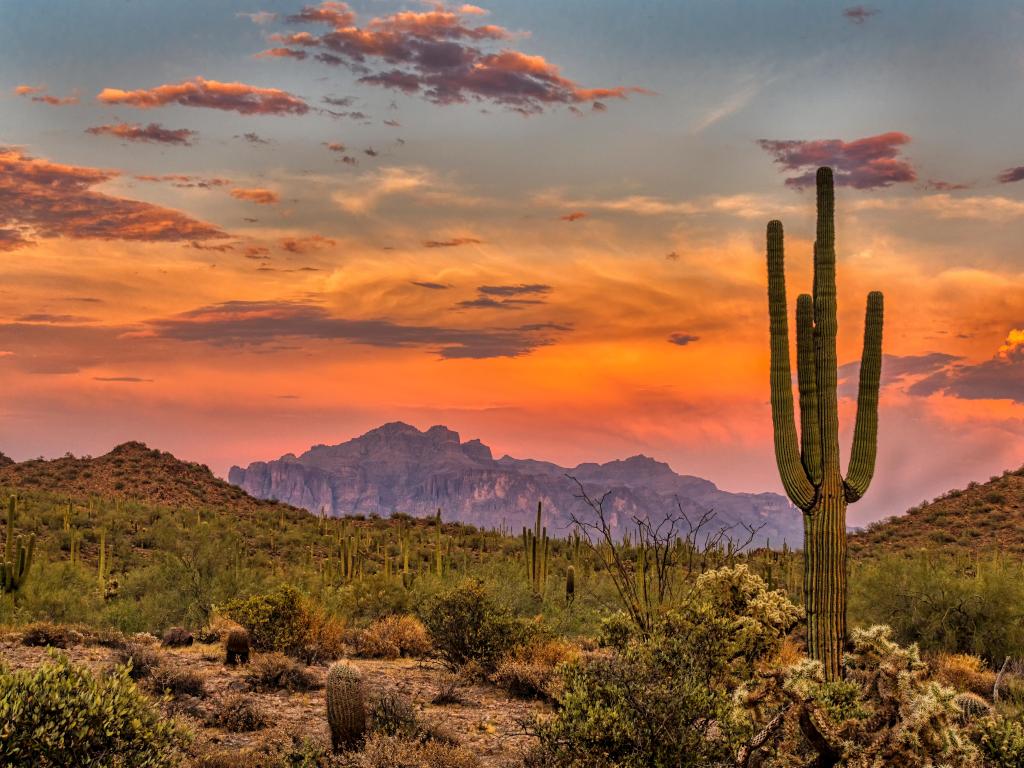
[0, 652, 183, 767]
[976, 715, 1024, 767]
[419, 579, 529, 671]
[533, 566, 799, 768]
[850, 553, 1024, 662]
[220, 585, 345, 663]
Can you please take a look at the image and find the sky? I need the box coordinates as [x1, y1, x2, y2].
[2, 0, 1024, 524]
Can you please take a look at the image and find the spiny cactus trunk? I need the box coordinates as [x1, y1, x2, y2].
[766, 167, 883, 680]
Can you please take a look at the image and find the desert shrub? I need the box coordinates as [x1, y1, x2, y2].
[430, 672, 465, 705]
[21, 620, 83, 648]
[420, 579, 529, 671]
[493, 638, 579, 700]
[161, 626, 194, 647]
[368, 691, 419, 738]
[221, 585, 345, 663]
[534, 565, 799, 768]
[149, 663, 207, 697]
[357, 734, 481, 768]
[850, 553, 1024, 662]
[209, 693, 268, 732]
[355, 615, 432, 659]
[596, 610, 634, 650]
[0, 651, 183, 767]
[935, 653, 998, 697]
[246, 652, 321, 692]
[118, 641, 164, 680]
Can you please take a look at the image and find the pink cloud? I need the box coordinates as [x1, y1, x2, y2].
[0, 147, 226, 243]
[230, 187, 280, 205]
[267, 2, 647, 114]
[757, 132, 916, 189]
[86, 122, 197, 145]
[997, 166, 1024, 184]
[14, 84, 79, 105]
[97, 77, 309, 115]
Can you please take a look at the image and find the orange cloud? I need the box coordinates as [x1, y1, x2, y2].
[255, 47, 308, 60]
[86, 122, 197, 145]
[0, 147, 226, 244]
[280, 234, 336, 253]
[423, 237, 482, 248]
[230, 187, 280, 205]
[560, 211, 586, 222]
[14, 84, 79, 105]
[97, 77, 309, 115]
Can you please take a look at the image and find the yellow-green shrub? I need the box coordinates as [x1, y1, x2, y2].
[0, 651, 183, 767]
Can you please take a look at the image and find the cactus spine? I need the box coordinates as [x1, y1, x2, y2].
[2, 496, 34, 593]
[766, 166, 883, 679]
[326, 662, 367, 752]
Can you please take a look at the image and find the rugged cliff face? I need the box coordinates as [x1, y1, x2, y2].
[229, 422, 802, 546]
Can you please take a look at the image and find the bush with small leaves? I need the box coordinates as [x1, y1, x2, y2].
[149, 662, 207, 698]
[355, 615, 432, 659]
[975, 715, 1024, 767]
[420, 579, 529, 672]
[0, 651, 183, 767]
[222, 586, 345, 663]
[493, 638, 579, 700]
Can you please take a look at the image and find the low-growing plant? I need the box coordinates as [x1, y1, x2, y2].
[0, 651, 183, 767]
[357, 734, 481, 768]
[246, 651, 321, 692]
[368, 691, 419, 738]
[118, 641, 164, 680]
[354, 614, 432, 659]
[149, 662, 207, 698]
[209, 693, 268, 733]
[21, 620, 83, 648]
[493, 638, 579, 700]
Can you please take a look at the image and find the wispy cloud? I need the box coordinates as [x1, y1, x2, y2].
[97, 77, 309, 115]
[230, 187, 280, 205]
[86, 122, 197, 145]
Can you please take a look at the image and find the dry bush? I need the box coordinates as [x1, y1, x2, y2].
[354, 615, 432, 659]
[209, 693, 268, 733]
[118, 641, 164, 680]
[430, 672, 466, 705]
[161, 626, 194, 648]
[357, 734, 480, 768]
[21, 621, 83, 648]
[246, 652, 321, 692]
[934, 653, 997, 697]
[148, 663, 207, 698]
[493, 638, 580, 700]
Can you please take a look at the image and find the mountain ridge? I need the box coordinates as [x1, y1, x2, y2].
[229, 421, 803, 546]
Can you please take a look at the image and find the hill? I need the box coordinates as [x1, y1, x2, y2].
[850, 465, 1024, 556]
[229, 422, 802, 547]
[0, 441, 294, 515]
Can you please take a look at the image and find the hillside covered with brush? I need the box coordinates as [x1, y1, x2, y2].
[851, 465, 1024, 556]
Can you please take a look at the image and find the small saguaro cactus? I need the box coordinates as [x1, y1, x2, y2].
[565, 565, 576, 606]
[225, 627, 251, 665]
[326, 661, 367, 752]
[2, 495, 34, 594]
[766, 166, 884, 680]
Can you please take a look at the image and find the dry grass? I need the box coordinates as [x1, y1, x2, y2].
[354, 615, 433, 660]
[933, 653, 997, 697]
[209, 693, 269, 732]
[357, 734, 481, 768]
[492, 638, 580, 700]
[246, 652, 321, 692]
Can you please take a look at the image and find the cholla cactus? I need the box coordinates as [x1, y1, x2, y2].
[326, 662, 366, 752]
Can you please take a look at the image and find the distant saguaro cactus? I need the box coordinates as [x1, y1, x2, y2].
[565, 565, 576, 606]
[326, 662, 367, 752]
[522, 501, 549, 597]
[766, 167, 883, 679]
[225, 627, 251, 665]
[2, 496, 34, 594]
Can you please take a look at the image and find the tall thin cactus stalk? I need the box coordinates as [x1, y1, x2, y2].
[766, 166, 884, 680]
[2, 496, 34, 593]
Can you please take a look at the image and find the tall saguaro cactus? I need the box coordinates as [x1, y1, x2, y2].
[2, 496, 34, 594]
[766, 167, 883, 680]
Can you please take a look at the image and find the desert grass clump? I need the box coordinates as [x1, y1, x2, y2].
[354, 615, 432, 659]
[357, 734, 481, 768]
[118, 640, 164, 680]
[21, 620, 83, 648]
[0, 651, 183, 767]
[327, 661, 367, 752]
[246, 651, 321, 692]
[225, 627, 251, 665]
[209, 693, 268, 732]
[149, 662, 207, 698]
[430, 672, 466, 705]
[493, 637, 579, 700]
[368, 690, 419, 738]
[935, 653, 998, 698]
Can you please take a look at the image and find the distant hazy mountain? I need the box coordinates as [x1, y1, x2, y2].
[229, 422, 802, 547]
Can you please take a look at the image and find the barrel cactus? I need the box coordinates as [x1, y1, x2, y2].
[766, 167, 884, 679]
[225, 628, 250, 665]
[326, 661, 367, 752]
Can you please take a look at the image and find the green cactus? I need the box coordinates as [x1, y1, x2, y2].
[766, 166, 884, 679]
[434, 509, 444, 576]
[2, 496, 34, 594]
[522, 501, 549, 597]
[565, 565, 576, 606]
[326, 661, 367, 752]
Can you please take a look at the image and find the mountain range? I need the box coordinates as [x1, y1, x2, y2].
[229, 422, 802, 547]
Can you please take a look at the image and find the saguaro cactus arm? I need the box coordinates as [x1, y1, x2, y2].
[767, 220, 816, 510]
[844, 291, 884, 501]
[795, 293, 822, 485]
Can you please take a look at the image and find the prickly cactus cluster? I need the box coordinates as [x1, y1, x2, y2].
[326, 661, 367, 752]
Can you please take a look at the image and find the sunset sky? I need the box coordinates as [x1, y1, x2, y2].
[3, 0, 1024, 524]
